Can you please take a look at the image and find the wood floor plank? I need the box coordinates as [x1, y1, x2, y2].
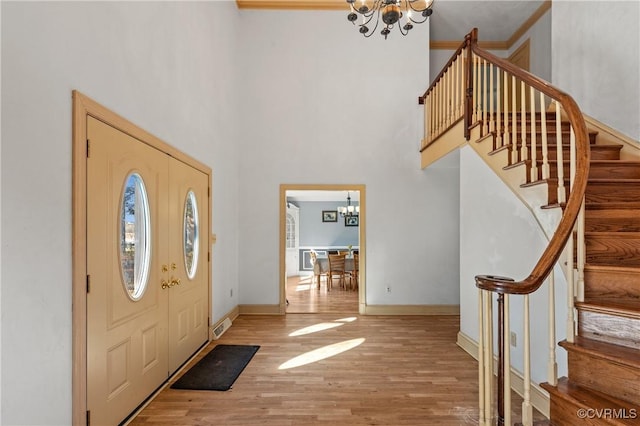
[130, 276, 545, 425]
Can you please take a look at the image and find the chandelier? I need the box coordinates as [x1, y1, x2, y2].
[338, 193, 359, 217]
[347, 0, 434, 39]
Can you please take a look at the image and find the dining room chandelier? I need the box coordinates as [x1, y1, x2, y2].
[346, 0, 434, 39]
[338, 193, 359, 217]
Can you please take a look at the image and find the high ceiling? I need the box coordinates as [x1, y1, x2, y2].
[236, 0, 549, 49]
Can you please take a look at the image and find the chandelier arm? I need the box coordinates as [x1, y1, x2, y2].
[361, 11, 381, 37]
[408, 14, 429, 24]
[406, 0, 433, 12]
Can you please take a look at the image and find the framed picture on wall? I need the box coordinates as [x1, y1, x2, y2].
[345, 216, 359, 227]
[322, 210, 338, 222]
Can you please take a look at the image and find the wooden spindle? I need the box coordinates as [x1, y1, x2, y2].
[547, 271, 558, 386]
[489, 63, 494, 134]
[504, 294, 511, 426]
[483, 58, 488, 134]
[555, 101, 566, 203]
[474, 54, 480, 123]
[540, 93, 550, 179]
[484, 290, 493, 424]
[520, 80, 528, 161]
[497, 294, 505, 426]
[511, 75, 517, 164]
[577, 198, 586, 302]
[502, 70, 509, 148]
[478, 289, 486, 425]
[522, 294, 533, 426]
[566, 226, 576, 343]
[496, 68, 502, 148]
[530, 86, 538, 182]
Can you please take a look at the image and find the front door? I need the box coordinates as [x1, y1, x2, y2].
[167, 159, 209, 373]
[86, 116, 210, 424]
[87, 117, 170, 425]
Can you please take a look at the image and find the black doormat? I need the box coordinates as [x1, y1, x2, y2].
[170, 344, 260, 391]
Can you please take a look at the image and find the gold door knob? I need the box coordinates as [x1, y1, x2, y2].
[161, 279, 170, 289]
[161, 264, 169, 273]
[170, 277, 181, 287]
[171, 262, 177, 271]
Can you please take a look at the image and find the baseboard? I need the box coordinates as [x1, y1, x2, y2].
[238, 304, 283, 315]
[457, 331, 550, 419]
[363, 304, 460, 315]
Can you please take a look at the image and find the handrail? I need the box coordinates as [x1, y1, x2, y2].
[471, 27, 591, 295]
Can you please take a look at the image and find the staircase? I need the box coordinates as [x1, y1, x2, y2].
[539, 128, 640, 424]
[420, 28, 640, 425]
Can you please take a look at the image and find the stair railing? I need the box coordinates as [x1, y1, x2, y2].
[421, 28, 590, 425]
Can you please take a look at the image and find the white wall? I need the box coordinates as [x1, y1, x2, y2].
[236, 10, 461, 306]
[552, 1, 640, 140]
[459, 145, 567, 385]
[1, 2, 240, 424]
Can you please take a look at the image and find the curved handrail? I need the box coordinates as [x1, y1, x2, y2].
[470, 28, 591, 295]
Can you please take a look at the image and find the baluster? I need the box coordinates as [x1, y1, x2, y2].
[435, 83, 440, 137]
[566, 220, 576, 343]
[577, 197, 586, 302]
[429, 91, 435, 143]
[474, 54, 480, 123]
[530, 86, 538, 182]
[424, 93, 430, 145]
[483, 58, 488, 134]
[520, 80, 528, 162]
[502, 70, 509, 148]
[489, 63, 494, 135]
[511, 75, 517, 164]
[445, 67, 450, 128]
[496, 68, 502, 148]
[449, 62, 454, 125]
[547, 271, 558, 386]
[522, 294, 533, 426]
[457, 53, 463, 117]
[504, 294, 512, 426]
[555, 101, 566, 203]
[478, 290, 485, 423]
[484, 290, 494, 424]
[540, 93, 550, 179]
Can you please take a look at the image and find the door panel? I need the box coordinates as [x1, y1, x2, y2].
[87, 117, 169, 425]
[167, 158, 209, 373]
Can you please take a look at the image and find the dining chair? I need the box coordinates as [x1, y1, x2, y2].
[310, 251, 328, 290]
[351, 253, 359, 291]
[328, 253, 347, 290]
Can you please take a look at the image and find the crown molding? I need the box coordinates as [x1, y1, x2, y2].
[236, 0, 345, 10]
[238, 0, 552, 51]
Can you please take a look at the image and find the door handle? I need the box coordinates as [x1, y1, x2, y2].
[170, 277, 181, 287]
[161, 279, 170, 290]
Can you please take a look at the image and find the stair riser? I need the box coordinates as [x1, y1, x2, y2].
[584, 269, 640, 300]
[586, 212, 640, 232]
[508, 131, 597, 146]
[549, 398, 622, 426]
[578, 310, 640, 350]
[585, 235, 640, 267]
[567, 351, 640, 405]
[521, 146, 621, 166]
[587, 184, 640, 204]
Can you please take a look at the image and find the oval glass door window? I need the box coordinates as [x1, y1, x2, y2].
[119, 173, 151, 301]
[183, 190, 199, 279]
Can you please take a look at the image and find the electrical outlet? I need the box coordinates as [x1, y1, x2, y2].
[510, 332, 517, 347]
[386, 286, 391, 293]
[230, 289, 233, 297]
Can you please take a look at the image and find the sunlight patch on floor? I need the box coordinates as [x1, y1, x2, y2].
[335, 317, 357, 323]
[295, 284, 313, 291]
[278, 338, 366, 370]
[289, 322, 344, 337]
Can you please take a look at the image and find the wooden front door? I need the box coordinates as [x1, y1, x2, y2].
[86, 116, 209, 424]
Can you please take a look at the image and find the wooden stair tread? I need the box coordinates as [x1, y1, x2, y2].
[584, 263, 640, 274]
[560, 336, 640, 370]
[576, 300, 640, 319]
[542, 377, 640, 425]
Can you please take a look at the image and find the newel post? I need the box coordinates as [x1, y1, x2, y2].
[464, 28, 478, 141]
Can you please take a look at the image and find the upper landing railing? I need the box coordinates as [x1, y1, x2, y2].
[420, 28, 591, 425]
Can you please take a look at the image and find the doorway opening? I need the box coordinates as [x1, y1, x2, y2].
[279, 184, 366, 314]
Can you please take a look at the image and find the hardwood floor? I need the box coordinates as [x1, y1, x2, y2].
[130, 312, 546, 425]
[286, 275, 358, 314]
